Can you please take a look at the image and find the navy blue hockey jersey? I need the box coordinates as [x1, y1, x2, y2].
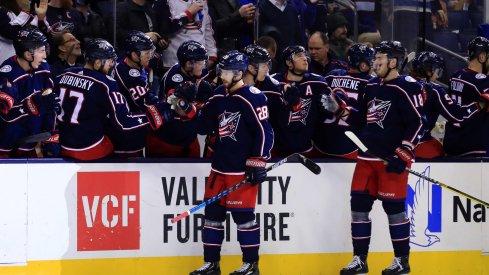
[198, 84, 273, 173]
[315, 69, 372, 156]
[421, 81, 480, 142]
[271, 72, 331, 154]
[55, 68, 149, 151]
[347, 75, 425, 159]
[114, 60, 156, 111]
[444, 68, 489, 156]
[0, 57, 55, 151]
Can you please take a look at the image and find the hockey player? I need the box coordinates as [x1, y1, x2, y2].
[56, 38, 172, 160]
[113, 31, 160, 157]
[411, 51, 483, 158]
[146, 40, 211, 157]
[324, 41, 425, 274]
[444, 36, 489, 157]
[241, 44, 286, 140]
[271, 45, 331, 157]
[182, 50, 273, 275]
[0, 26, 59, 158]
[314, 43, 375, 159]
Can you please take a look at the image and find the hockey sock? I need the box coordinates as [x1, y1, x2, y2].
[202, 220, 225, 262]
[351, 211, 371, 255]
[352, 222, 371, 255]
[237, 221, 260, 263]
[388, 212, 410, 257]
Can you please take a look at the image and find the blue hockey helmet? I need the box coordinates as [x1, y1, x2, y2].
[348, 43, 375, 69]
[177, 40, 208, 65]
[124, 31, 155, 56]
[281, 45, 308, 67]
[412, 51, 445, 78]
[14, 26, 48, 57]
[375, 41, 406, 64]
[467, 36, 489, 59]
[84, 38, 117, 62]
[218, 50, 248, 72]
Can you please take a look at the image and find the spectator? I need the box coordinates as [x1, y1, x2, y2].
[257, 35, 279, 74]
[353, 0, 382, 46]
[115, 0, 168, 51]
[46, 0, 84, 42]
[208, 0, 255, 55]
[257, 0, 317, 61]
[307, 31, 348, 76]
[49, 30, 83, 77]
[74, 0, 107, 45]
[0, 0, 49, 64]
[153, 0, 217, 69]
[327, 12, 353, 61]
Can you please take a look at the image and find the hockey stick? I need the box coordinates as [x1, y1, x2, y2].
[171, 153, 320, 223]
[17, 131, 51, 145]
[399, 51, 416, 74]
[344, 131, 489, 208]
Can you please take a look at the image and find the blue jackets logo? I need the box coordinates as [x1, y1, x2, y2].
[218, 111, 241, 141]
[289, 98, 311, 125]
[366, 97, 391, 129]
[406, 166, 442, 247]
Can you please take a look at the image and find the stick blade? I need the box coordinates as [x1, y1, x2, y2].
[345, 131, 368, 152]
[297, 154, 321, 175]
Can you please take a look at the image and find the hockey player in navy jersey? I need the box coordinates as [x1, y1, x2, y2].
[146, 40, 210, 157]
[182, 51, 273, 275]
[0, 27, 60, 158]
[411, 51, 484, 159]
[56, 39, 172, 160]
[324, 41, 425, 275]
[444, 36, 489, 157]
[113, 31, 160, 157]
[271, 45, 331, 157]
[315, 43, 375, 159]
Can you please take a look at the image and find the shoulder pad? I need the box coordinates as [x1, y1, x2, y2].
[268, 75, 280, 85]
[172, 74, 184, 83]
[129, 69, 140, 77]
[0, 65, 12, 73]
[106, 75, 116, 81]
[249, 86, 261, 94]
[475, 73, 487, 79]
[404, 76, 417, 82]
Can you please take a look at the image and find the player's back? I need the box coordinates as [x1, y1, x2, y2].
[315, 69, 372, 156]
[56, 68, 115, 149]
[444, 68, 489, 156]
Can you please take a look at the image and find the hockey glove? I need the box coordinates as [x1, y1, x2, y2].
[245, 157, 267, 186]
[0, 78, 14, 115]
[385, 144, 414, 174]
[146, 102, 173, 130]
[41, 132, 61, 157]
[321, 89, 348, 117]
[173, 81, 198, 102]
[195, 80, 213, 103]
[283, 84, 301, 111]
[479, 93, 489, 111]
[167, 94, 197, 119]
[23, 89, 61, 115]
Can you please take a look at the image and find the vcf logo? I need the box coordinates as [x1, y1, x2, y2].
[406, 166, 442, 247]
[77, 171, 140, 251]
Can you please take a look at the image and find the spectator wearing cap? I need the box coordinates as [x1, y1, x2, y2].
[307, 31, 347, 76]
[327, 12, 353, 61]
[74, 0, 107, 45]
